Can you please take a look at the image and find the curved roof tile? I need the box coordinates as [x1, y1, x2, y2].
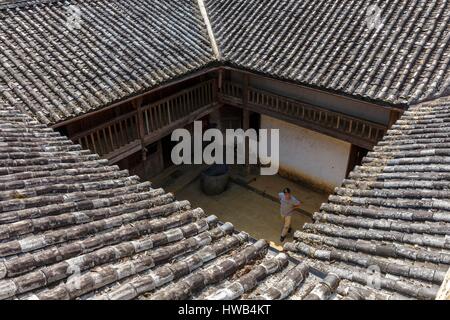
[1, 0, 450, 125]
[205, 0, 450, 106]
[0, 0, 216, 125]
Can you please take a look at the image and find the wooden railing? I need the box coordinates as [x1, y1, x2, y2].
[219, 81, 387, 149]
[70, 80, 218, 163]
[141, 80, 215, 136]
[72, 111, 140, 159]
[70, 77, 385, 162]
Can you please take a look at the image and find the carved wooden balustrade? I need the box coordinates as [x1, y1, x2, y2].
[72, 111, 141, 163]
[141, 80, 217, 145]
[71, 79, 218, 163]
[70, 77, 387, 164]
[219, 81, 387, 149]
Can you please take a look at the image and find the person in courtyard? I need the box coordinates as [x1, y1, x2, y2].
[278, 187, 301, 243]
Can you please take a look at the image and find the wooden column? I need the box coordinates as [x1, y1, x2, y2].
[157, 139, 164, 171]
[242, 74, 251, 175]
[218, 69, 223, 91]
[242, 74, 250, 129]
[388, 110, 402, 128]
[132, 98, 146, 161]
[212, 77, 218, 104]
[346, 144, 368, 177]
[243, 73, 249, 107]
[242, 109, 250, 130]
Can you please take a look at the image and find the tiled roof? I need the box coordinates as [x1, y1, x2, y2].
[1, 0, 450, 126]
[205, 0, 450, 106]
[284, 97, 450, 300]
[0, 0, 216, 125]
[1, 93, 450, 300]
[0, 0, 450, 300]
[0, 102, 337, 300]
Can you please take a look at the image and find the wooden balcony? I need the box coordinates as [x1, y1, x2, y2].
[70, 77, 387, 164]
[141, 80, 218, 145]
[71, 80, 219, 163]
[71, 111, 141, 163]
[219, 81, 387, 149]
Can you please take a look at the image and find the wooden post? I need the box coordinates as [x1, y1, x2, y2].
[243, 73, 249, 107]
[242, 73, 251, 175]
[345, 144, 368, 177]
[243, 109, 250, 130]
[132, 98, 146, 161]
[157, 139, 164, 172]
[212, 77, 218, 104]
[388, 110, 402, 128]
[218, 69, 223, 91]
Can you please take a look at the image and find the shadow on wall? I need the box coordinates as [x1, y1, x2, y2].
[278, 167, 335, 194]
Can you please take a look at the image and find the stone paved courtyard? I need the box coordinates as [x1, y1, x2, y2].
[176, 178, 316, 250]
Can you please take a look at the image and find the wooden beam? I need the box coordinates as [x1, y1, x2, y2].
[70, 111, 137, 141]
[222, 67, 406, 112]
[107, 140, 142, 164]
[51, 67, 223, 129]
[143, 103, 220, 146]
[243, 73, 249, 108]
[212, 77, 218, 104]
[132, 98, 144, 137]
[52, 65, 405, 131]
[247, 103, 376, 149]
[157, 140, 164, 171]
[242, 109, 250, 130]
[218, 69, 223, 90]
[243, 74, 254, 174]
[219, 83, 386, 149]
[388, 109, 402, 128]
[345, 145, 361, 178]
[132, 97, 147, 161]
[68, 80, 219, 165]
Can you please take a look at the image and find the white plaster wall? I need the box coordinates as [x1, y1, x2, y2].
[261, 115, 351, 191]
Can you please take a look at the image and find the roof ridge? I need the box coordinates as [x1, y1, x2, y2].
[196, 0, 221, 60]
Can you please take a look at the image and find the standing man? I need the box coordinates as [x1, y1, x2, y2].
[278, 187, 301, 242]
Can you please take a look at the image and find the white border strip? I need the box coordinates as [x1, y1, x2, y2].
[197, 0, 221, 60]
